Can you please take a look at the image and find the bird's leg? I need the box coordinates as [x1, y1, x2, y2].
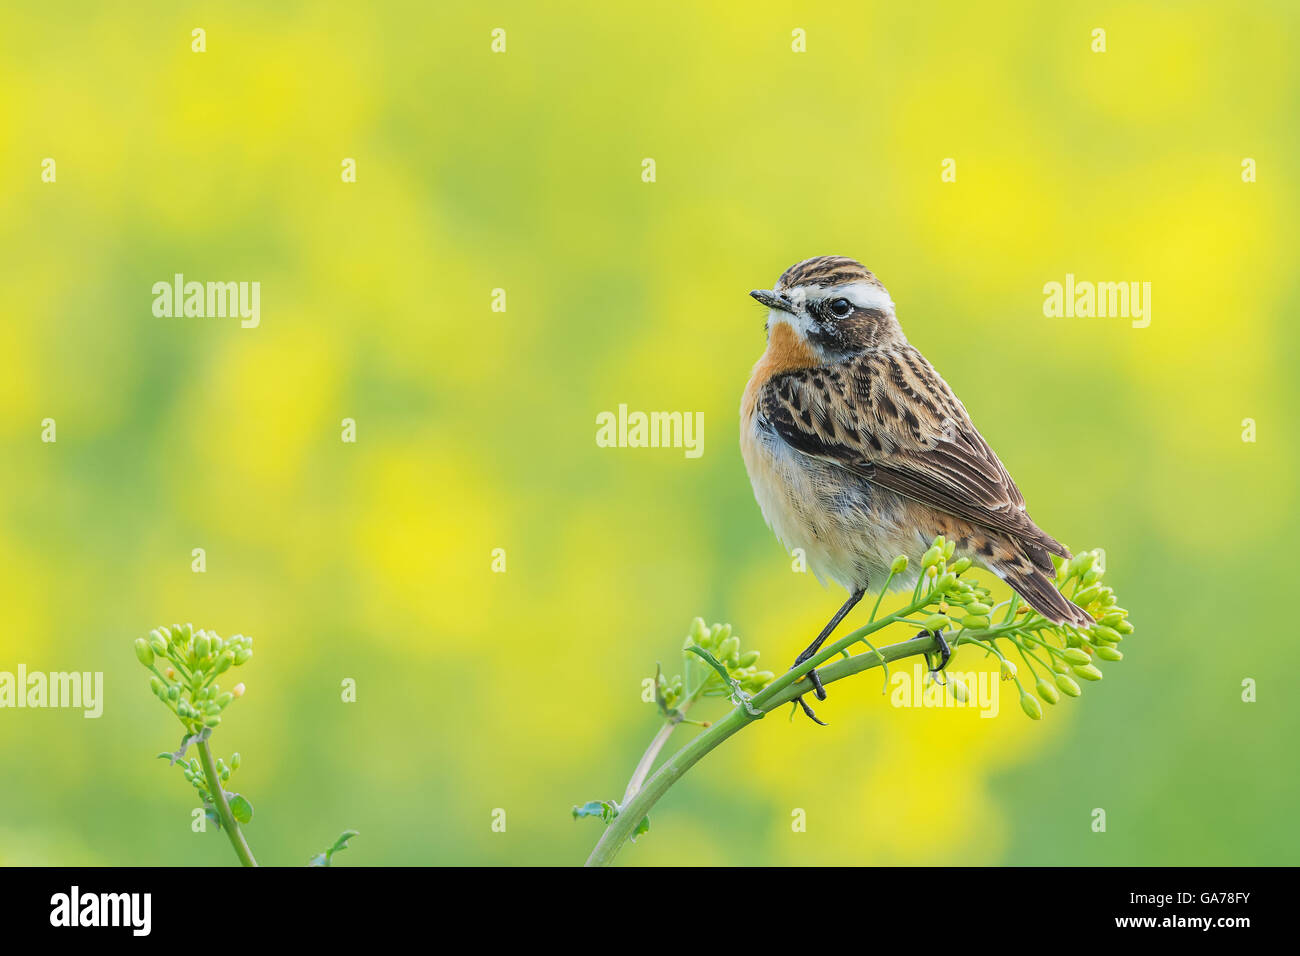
[789, 588, 865, 724]
[918, 628, 952, 682]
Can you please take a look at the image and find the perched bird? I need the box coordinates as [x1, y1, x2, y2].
[740, 255, 1090, 722]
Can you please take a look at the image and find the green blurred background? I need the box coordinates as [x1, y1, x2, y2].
[1, 1, 1296, 866]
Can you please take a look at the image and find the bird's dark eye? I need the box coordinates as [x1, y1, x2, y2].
[828, 298, 853, 318]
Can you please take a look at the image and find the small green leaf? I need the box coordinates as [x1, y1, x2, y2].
[630, 816, 650, 843]
[571, 799, 620, 824]
[308, 829, 359, 867]
[687, 644, 763, 717]
[228, 793, 253, 824]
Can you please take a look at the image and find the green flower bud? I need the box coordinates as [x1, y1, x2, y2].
[962, 614, 991, 629]
[1068, 551, 1096, 577]
[964, 602, 991, 616]
[949, 557, 971, 574]
[738, 650, 760, 668]
[689, 617, 708, 644]
[1072, 585, 1102, 606]
[233, 649, 252, 665]
[1036, 677, 1060, 704]
[1095, 645, 1123, 661]
[1019, 692, 1043, 720]
[220, 769, 231, 782]
[1055, 673, 1082, 697]
[149, 676, 165, 697]
[204, 702, 221, 716]
[947, 677, 969, 703]
[921, 613, 949, 632]
[1063, 648, 1091, 666]
[214, 653, 234, 674]
[1116, 620, 1134, 635]
[1091, 625, 1122, 644]
[231, 752, 241, 770]
[890, 555, 909, 575]
[921, 545, 943, 569]
[134, 638, 155, 667]
[204, 715, 221, 727]
[167, 685, 179, 701]
[718, 636, 740, 665]
[1000, 659, 1017, 681]
[943, 539, 956, 560]
[194, 633, 210, 660]
[1072, 663, 1104, 682]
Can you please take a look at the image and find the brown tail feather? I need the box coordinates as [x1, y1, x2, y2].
[1000, 566, 1093, 627]
[1027, 527, 1071, 563]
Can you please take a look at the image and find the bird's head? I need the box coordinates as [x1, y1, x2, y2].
[750, 256, 905, 360]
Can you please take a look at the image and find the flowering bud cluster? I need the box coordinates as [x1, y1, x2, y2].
[905, 538, 1133, 720]
[134, 623, 253, 734]
[653, 618, 775, 712]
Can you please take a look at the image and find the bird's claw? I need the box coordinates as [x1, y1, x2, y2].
[789, 649, 829, 725]
[794, 695, 828, 726]
[920, 628, 952, 681]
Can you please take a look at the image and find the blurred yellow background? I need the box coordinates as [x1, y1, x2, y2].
[1, 1, 1296, 865]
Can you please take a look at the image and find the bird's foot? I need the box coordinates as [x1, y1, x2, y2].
[919, 628, 952, 683]
[788, 646, 829, 725]
[793, 695, 828, 726]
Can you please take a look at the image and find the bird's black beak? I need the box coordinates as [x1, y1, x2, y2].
[750, 289, 794, 313]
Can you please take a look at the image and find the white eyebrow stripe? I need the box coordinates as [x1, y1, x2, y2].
[825, 282, 895, 313]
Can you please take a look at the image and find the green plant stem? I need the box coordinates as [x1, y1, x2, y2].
[622, 718, 680, 805]
[584, 632, 939, 867]
[197, 738, 258, 867]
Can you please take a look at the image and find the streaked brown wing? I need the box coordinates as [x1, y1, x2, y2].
[757, 346, 1067, 556]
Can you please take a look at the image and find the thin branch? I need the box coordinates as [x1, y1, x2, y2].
[584, 632, 939, 867]
[622, 719, 680, 805]
[197, 738, 258, 867]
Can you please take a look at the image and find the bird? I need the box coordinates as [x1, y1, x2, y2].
[740, 255, 1091, 723]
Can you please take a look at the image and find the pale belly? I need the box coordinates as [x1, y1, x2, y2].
[740, 413, 928, 593]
